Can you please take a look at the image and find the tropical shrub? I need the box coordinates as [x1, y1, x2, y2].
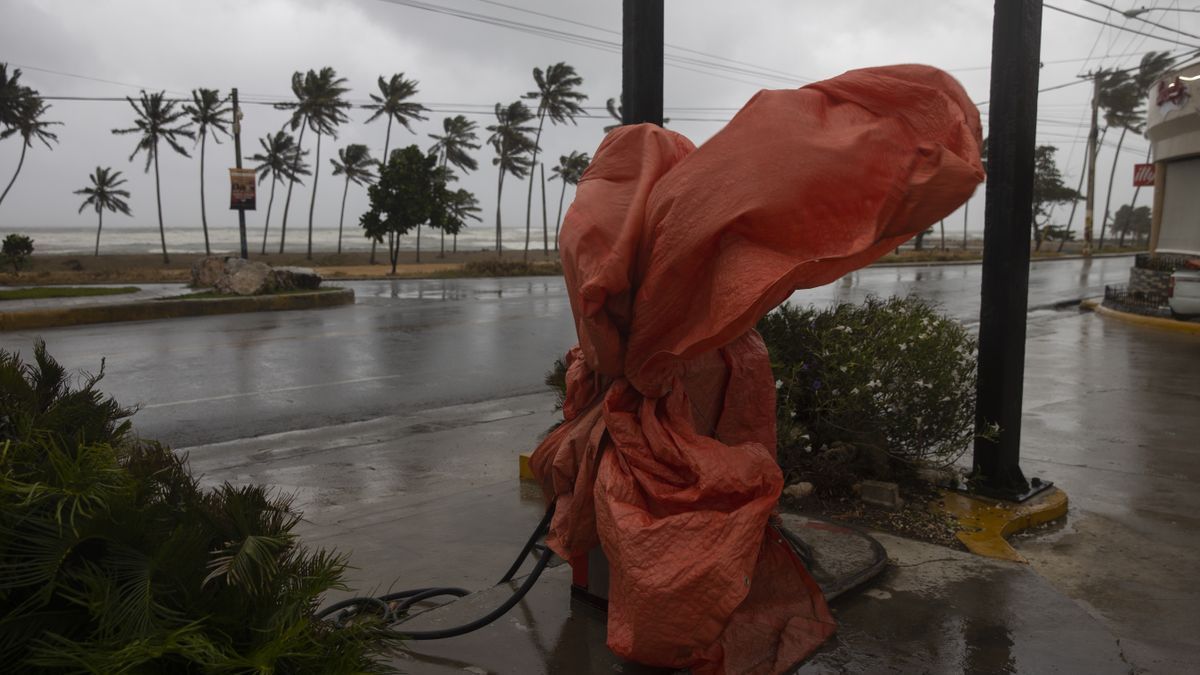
[543, 295, 982, 482]
[758, 296, 981, 476]
[2, 233, 33, 274]
[0, 342, 397, 672]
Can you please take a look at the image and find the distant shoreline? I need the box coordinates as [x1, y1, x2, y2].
[0, 242, 1146, 286]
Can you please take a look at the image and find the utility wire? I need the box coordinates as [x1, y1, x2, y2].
[1044, 2, 1200, 47]
[1079, 0, 1200, 40]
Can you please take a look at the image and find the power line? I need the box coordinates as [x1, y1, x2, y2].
[1044, 2, 1200, 47]
[1079, 0, 1200, 40]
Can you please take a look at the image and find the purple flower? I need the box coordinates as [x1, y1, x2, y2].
[812, 379, 822, 391]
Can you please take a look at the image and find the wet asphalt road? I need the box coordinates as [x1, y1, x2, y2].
[1, 256, 1134, 447]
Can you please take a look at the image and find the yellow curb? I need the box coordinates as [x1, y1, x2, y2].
[1084, 299, 1200, 335]
[0, 288, 354, 332]
[518, 452, 535, 480]
[936, 487, 1068, 563]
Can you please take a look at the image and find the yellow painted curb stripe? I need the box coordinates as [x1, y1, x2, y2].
[1088, 302, 1200, 335]
[937, 487, 1068, 563]
[519, 452, 535, 480]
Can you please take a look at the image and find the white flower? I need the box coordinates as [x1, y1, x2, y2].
[839, 366, 848, 373]
[775, 379, 783, 390]
[867, 379, 881, 388]
[914, 379, 925, 388]
[899, 343, 908, 352]
[850, 387, 860, 395]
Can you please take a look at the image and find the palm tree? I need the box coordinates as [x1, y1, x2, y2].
[250, 131, 310, 255]
[274, 67, 351, 258]
[0, 63, 27, 131]
[330, 144, 376, 254]
[0, 89, 59, 207]
[549, 150, 589, 250]
[112, 91, 194, 264]
[74, 166, 132, 256]
[364, 73, 428, 264]
[183, 88, 231, 255]
[431, 185, 482, 249]
[428, 115, 481, 256]
[522, 62, 587, 260]
[1099, 51, 1174, 251]
[486, 101, 536, 257]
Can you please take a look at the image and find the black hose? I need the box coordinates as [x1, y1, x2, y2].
[397, 545, 555, 640]
[315, 501, 558, 638]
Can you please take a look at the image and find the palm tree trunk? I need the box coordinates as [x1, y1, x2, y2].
[306, 131, 322, 260]
[541, 164, 549, 256]
[0, 142, 28, 206]
[939, 219, 945, 250]
[1099, 126, 1128, 252]
[371, 117, 394, 265]
[555, 180, 567, 250]
[439, 153, 448, 259]
[199, 131, 211, 255]
[95, 210, 103, 257]
[280, 120, 308, 254]
[153, 148, 169, 264]
[416, 220, 422, 263]
[337, 176, 349, 254]
[962, 201, 969, 249]
[1059, 131, 1099, 253]
[389, 231, 398, 275]
[524, 113, 546, 262]
[261, 177, 277, 255]
[496, 168, 506, 258]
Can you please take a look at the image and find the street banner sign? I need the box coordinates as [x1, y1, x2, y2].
[1133, 163, 1155, 187]
[229, 168, 257, 210]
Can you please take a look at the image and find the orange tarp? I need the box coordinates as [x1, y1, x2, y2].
[531, 64, 984, 674]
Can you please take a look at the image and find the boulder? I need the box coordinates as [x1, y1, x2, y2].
[215, 260, 274, 296]
[271, 266, 322, 291]
[190, 255, 227, 288]
[782, 482, 814, 500]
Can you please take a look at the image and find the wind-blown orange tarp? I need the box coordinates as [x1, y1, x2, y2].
[530, 65, 984, 674]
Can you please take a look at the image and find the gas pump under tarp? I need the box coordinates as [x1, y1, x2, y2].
[529, 65, 985, 674]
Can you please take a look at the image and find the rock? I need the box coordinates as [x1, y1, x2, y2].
[782, 482, 814, 500]
[917, 466, 958, 487]
[190, 255, 227, 288]
[215, 260, 274, 296]
[859, 480, 904, 510]
[819, 442, 857, 465]
[271, 266, 322, 291]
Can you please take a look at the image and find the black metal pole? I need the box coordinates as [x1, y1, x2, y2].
[232, 88, 249, 259]
[622, 0, 664, 126]
[973, 0, 1043, 500]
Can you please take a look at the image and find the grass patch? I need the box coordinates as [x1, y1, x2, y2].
[168, 287, 342, 300]
[0, 285, 139, 301]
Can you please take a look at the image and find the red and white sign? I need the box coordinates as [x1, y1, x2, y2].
[1133, 163, 1155, 187]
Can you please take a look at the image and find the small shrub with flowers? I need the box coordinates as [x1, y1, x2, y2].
[757, 295, 982, 480]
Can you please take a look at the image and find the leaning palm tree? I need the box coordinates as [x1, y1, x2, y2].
[330, 143, 376, 254]
[428, 115, 481, 256]
[0, 63, 28, 131]
[274, 67, 352, 258]
[548, 150, 590, 250]
[431, 185, 482, 251]
[250, 131, 310, 255]
[522, 62, 587, 259]
[1099, 51, 1174, 251]
[74, 166, 132, 256]
[183, 88, 231, 255]
[364, 73, 428, 264]
[0, 90, 59, 207]
[486, 101, 536, 258]
[112, 91, 194, 264]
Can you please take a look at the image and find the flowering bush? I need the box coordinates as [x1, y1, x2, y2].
[757, 296, 981, 472]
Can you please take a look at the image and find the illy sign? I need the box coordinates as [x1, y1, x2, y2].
[1133, 163, 1155, 187]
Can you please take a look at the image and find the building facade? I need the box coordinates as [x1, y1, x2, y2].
[1146, 63, 1200, 256]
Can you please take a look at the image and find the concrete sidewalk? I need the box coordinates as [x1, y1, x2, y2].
[179, 308, 1200, 673]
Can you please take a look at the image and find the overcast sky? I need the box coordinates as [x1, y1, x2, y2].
[0, 0, 1194, 250]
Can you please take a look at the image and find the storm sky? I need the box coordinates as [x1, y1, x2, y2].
[0, 0, 1193, 248]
